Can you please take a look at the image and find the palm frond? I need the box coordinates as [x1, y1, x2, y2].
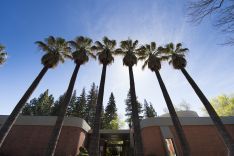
[114, 48, 125, 56]
[95, 41, 104, 49]
[160, 56, 169, 61]
[157, 46, 168, 54]
[120, 40, 129, 50]
[142, 59, 149, 70]
[178, 48, 189, 53]
[133, 40, 138, 49]
[138, 56, 147, 61]
[136, 46, 147, 56]
[46, 36, 56, 46]
[0, 44, 5, 51]
[103, 36, 109, 46]
[35, 41, 51, 52]
[109, 40, 117, 50]
[87, 51, 96, 59]
[151, 42, 156, 51]
[84, 37, 92, 46]
[146, 44, 151, 52]
[67, 41, 77, 49]
[169, 60, 172, 64]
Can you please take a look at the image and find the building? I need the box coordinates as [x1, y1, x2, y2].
[0, 111, 234, 156]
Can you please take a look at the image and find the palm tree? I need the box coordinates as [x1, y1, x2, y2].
[115, 39, 144, 156]
[0, 36, 71, 149]
[165, 42, 234, 156]
[88, 36, 116, 156]
[45, 36, 95, 156]
[137, 42, 190, 156]
[0, 44, 7, 65]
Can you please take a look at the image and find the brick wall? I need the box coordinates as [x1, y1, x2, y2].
[141, 125, 234, 156]
[0, 125, 86, 156]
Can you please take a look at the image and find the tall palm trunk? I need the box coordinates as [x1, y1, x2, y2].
[181, 68, 234, 155]
[45, 64, 80, 156]
[128, 66, 144, 156]
[0, 67, 48, 148]
[155, 70, 190, 156]
[88, 64, 107, 156]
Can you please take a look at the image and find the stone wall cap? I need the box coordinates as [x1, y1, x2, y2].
[141, 116, 234, 128]
[0, 115, 91, 132]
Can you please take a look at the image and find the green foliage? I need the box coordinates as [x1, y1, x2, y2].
[125, 90, 143, 124]
[71, 89, 87, 118]
[85, 83, 98, 128]
[35, 36, 72, 68]
[163, 42, 188, 69]
[0, 44, 7, 65]
[66, 90, 77, 116]
[78, 147, 89, 156]
[92, 36, 116, 65]
[68, 36, 96, 65]
[115, 39, 139, 67]
[34, 90, 54, 115]
[50, 93, 65, 116]
[21, 83, 123, 129]
[22, 90, 54, 116]
[144, 100, 157, 118]
[207, 94, 234, 116]
[103, 93, 118, 129]
[136, 42, 167, 71]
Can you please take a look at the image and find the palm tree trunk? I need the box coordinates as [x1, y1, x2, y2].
[128, 66, 144, 156]
[0, 67, 48, 149]
[181, 68, 234, 155]
[45, 64, 80, 156]
[155, 70, 190, 156]
[88, 64, 107, 156]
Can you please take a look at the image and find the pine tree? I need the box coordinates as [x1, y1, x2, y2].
[22, 98, 37, 115]
[103, 93, 118, 129]
[125, 90, 143, 124]
[34, 89, 54, 115]
[85, 83, 98, 128]
[144, 99, 157, 118]
[51, 94, 65, 116]
[66, 90, 77, 116]
[72, 88, 87, 118]
[21, 90, 54, 116]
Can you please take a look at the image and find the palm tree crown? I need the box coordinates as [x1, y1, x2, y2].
[115, 39, 139, 67]
[35, 36, 72, 68]
[137, 42, 167, 71]
[0, 44, 7, 65]
[68, 36, 96, 65]
[164, 43, 189, 69]
[92, 36, 116, 65]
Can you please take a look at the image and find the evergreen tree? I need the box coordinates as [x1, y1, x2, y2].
[21, 90, 54, 116]
[22, 98, 37, 115]
[103, 93, 118, 129]
[66, 90, 77, 116]
[34, 89, 54, 115]
[51, 94, 65, 116]
[144, 99, 157, 118]
[72, 88, 87, 118]
[85, 83, 98, 127]
[125, 90, 143, 124]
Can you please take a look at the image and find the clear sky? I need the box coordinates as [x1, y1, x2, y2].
[0, 0, 234, 121]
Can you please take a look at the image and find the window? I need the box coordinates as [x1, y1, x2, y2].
[165, 138, 177, 156]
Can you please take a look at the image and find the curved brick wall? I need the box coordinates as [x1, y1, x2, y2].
[0, 116, 90, 156]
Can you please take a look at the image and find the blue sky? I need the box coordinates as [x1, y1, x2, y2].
[0, 0, 234, 122]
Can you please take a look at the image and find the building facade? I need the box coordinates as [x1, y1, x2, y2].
[0, 111, 233, 156]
